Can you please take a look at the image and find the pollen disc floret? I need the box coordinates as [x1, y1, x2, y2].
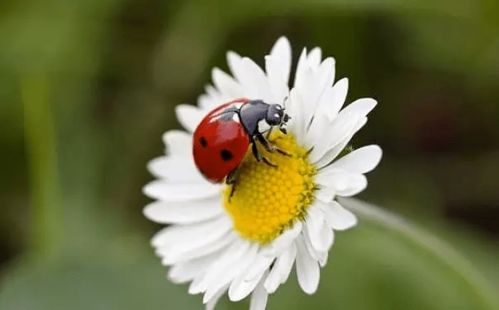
[224, 132, 316, 244]
[143, 37, 382, 310]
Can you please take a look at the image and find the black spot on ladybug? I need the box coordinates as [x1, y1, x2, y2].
[220, 149, 233, 161]
[199, 137, 208, 148]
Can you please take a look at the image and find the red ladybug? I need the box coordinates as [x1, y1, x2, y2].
[193, 98, 290, 184]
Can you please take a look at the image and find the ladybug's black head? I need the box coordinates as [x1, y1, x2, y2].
[266, 104, 290, 134]
[266, 104, 289, 125]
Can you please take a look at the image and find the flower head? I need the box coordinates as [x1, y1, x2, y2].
[144, 37, 382, 309]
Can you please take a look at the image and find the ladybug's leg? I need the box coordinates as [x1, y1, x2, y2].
[226, 169, 238, 200]
[256, 132, 291, 156]
[251, 139, 277, 168]
[256, 132, 276, 152]
[261, 155, 278, 167]
[251, 141, 263, 161]
[226, 169, 238, 184]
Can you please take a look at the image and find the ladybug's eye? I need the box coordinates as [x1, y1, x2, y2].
[266, 105, 284, 125]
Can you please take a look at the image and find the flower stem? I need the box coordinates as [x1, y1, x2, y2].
[340, 198, 499, 310]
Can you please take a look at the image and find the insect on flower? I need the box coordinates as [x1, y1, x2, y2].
[144, 37, 382, 310]
[193, 97, 291, 188]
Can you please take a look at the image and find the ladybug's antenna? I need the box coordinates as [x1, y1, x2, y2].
[282, 95, 289, 109]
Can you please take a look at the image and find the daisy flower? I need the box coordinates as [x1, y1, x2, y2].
[144, 37, 382, 310]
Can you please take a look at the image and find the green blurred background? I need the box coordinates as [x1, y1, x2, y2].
[1, 0, 499, 309]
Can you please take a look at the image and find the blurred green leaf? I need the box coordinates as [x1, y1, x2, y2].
[22, 75, 63, 261]
[0, 256, 200, 310]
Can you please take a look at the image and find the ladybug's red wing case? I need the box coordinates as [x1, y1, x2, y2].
[193, 99, 251, 183]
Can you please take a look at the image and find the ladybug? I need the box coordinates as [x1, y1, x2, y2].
[193, 98, 290, 185]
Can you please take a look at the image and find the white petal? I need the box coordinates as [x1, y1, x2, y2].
[152, 216, 230, 249]
[293, 48, 309, 91]
[324, 78, 349, 120]
[305, 205, 334, 253]
[162, 130, 191, 156]
[313, 116, 367, 168]
[240, 58, 273, 101]
[287, 88, 307, 143]
[227, 51, 243, 78]
[198, 94, 214, 110]
[262, 221, 302, 257]
[327, 145, 382, 174]
[189, 275, 204, 295]
[228, 275, 262, 302]
[167, 249, 222, 284]
[201, 242, 256, 299]
[203, 244, 258, 303]
[310, 95, 374, 165]
[302, 57, 336, 129]
[244, 254, 274, 282]
[190, 240, 250, 294]
[147, 155, 204, 183]
[212, 67, 242, 98]
[295, 238, 320, 295]
[249, 277, 269, 310]
[264, 243, 297, 294]
[340, 97, 377, 117]
[265, 57, 289, 103]
[301, 230, 319, 261]
[267, 36, 291, 84]
[175, 104, 205, 132]
[302, 223, 328, 265]
[226, 253, 274, 300]
[228, 266, 268, 302]
[198, 90, 224, 110]
[227, 51, 272, 101]
[143, 197, 222, 224]
[307, 47, 322, 70]
[205, 284, 228, 310]
[318, 249, 329, 267]
[316, 170, 367, 197]
[315, 185, 334, 202]
[307, 110, 360, 162]
[160, 231, 236, 265]
[317, 200, 357, 230]
[265, 37, 291, 104]
[304, 112, 329, 149]
[143, 180, 219, 201]
[205, 84, 219, 98]
[314, 58, 336, 97]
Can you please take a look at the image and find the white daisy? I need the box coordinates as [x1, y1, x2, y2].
[144, 37, 382, 310]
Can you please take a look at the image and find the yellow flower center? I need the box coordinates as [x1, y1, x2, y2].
[223, 131, 317, 244]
